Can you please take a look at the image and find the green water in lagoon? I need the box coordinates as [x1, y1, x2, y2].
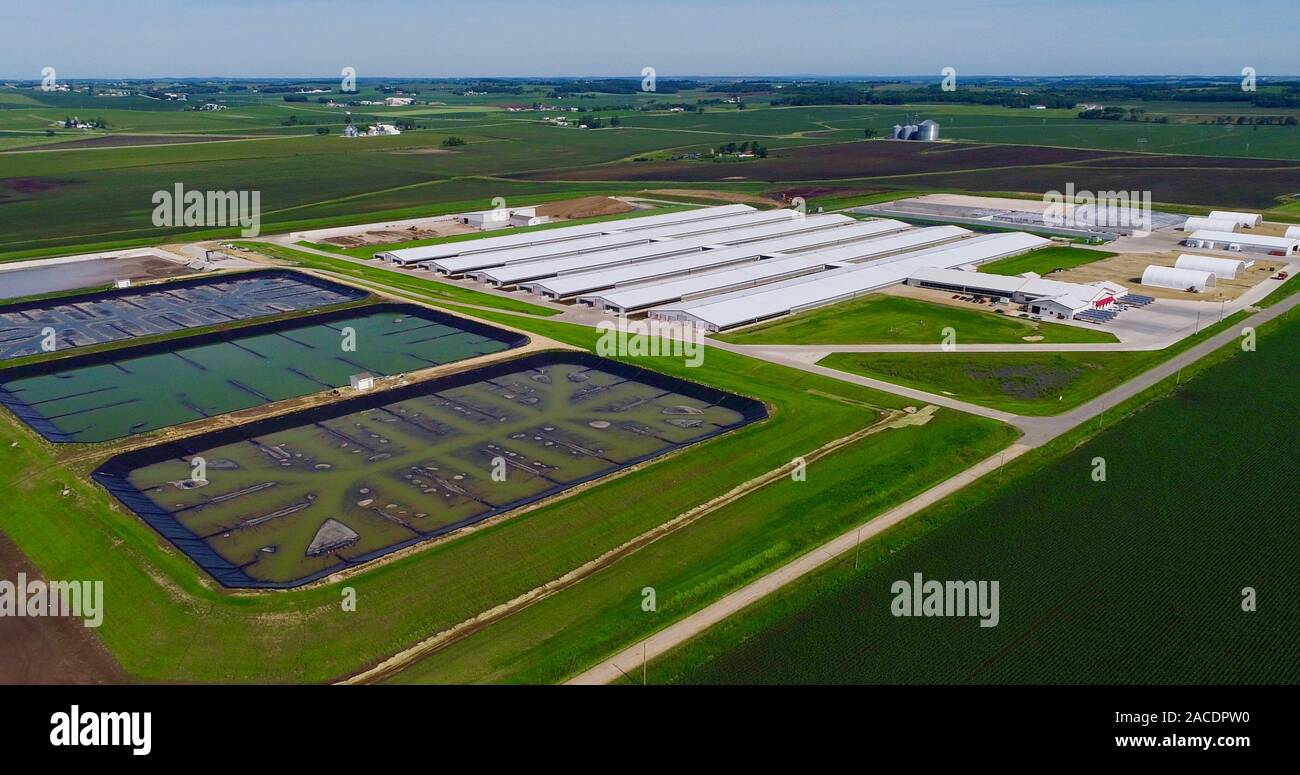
[124, 361, 748, 585]
[3, 309, 514, 443]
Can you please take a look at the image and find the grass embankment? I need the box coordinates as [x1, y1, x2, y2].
[381, 407, 1015, 684]
[819, 311, 1248, 415]
[977, 245, 1116, 276]
[651, 307, 1300, 684]
[715, 294, 1117, 346]
[240, 241, 561, 317]
[0, 307, 1011, 683]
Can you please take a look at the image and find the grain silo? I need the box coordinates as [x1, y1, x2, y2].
[917, 119, 940, 141]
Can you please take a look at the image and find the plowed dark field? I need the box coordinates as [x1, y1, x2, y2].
[520, 140, 1300, 208]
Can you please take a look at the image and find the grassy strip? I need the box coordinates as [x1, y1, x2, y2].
[819, 310, 1248, 415]
[1256, 273, 1300, 308]
[715, 294, 1117, 346]
[977, 245, 1116, 276]
[239, 242, 561, 317]
[809, 190, 931, 211]
[380, 408, 1016, 684]
[0, 312, 945, 682]
[649, 307, 1299, 684]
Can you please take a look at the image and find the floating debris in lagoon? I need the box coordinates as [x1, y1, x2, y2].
[306, 519, 360, 557]
[663, 405, 703, 415]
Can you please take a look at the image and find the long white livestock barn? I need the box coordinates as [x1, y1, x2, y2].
[520, 219, 910, 299]
[469, 213, 861, 286]
[1173, 254, 1250, 279]
[650, 232, 1050, 331]
[1207, 210, 1263, 228]
[581, 226, 970, 313]
[433, 209, 803, 275]
[376, 204, 754, 265]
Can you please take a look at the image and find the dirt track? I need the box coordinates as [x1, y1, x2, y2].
[0, 530, 125, 684]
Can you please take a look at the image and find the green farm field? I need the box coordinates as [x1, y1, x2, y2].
[818, 310, 1248, 415]
[714, 294, 1117, 346]
[650, 308, 1300, 684]
[6, 88, 1300, 260]
[977, 245, 1117, 276]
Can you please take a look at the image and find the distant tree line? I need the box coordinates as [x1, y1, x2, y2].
[540, 78, 700, 96]
[769, 81, 1300, 110]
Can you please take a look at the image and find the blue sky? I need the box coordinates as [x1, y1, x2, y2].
[2, 0, 1297, 79]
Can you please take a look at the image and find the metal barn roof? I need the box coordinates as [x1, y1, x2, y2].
[435, 209, 806, 275]
[650, 232, 1050, 330]
[1189, 230, 1299, 252]
[379, 204, 754, 264]
[1142, 265, 1217, 291]
[433, 231, 661, 275]
[906, 266, 1124, 301]
[1207, 210, 1263, 228]
[581, 255, 832, 312]
[521, 219, 910, 298]
[789, 225, 971, 266]
[470, 213, 857, 286]
[1174, 254, 1247, 279]
[1182, 216, 1239, 233]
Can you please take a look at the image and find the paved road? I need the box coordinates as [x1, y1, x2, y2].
[566, 288, 1300, 684]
